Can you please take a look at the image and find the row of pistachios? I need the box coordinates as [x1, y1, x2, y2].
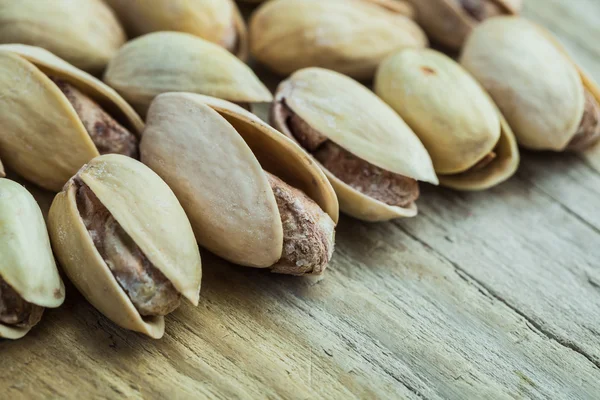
[0, 44, 338, 339]
[1, 0, 599, 340]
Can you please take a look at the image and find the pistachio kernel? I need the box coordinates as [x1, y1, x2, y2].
[266, 172, 335, 276]
[76, 180, 180, 316]
[568, 90, 600, 151]
[0, 277, 44, 329]
[278, 101, 420, 208]
[51, 78, 139, 159]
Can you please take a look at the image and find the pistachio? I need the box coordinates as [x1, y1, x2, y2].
[0, 0, 125, 74]
[0, 160, 4, 178]
[375, 48, 519, 190]
[271, 67, 437, 221]
[249, 0, 427, 80]
[48, 155, 202, 339]
[0, 45, 143, 192]
[0, 178, 65, 340]
[402, 0, 521, 51]
[104, 0, 248, 60]
[104, 32, 272, 117]
[461, 17, 600, 153]
[140, 93, 338, 275]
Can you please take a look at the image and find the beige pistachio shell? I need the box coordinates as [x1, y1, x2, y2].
[140, 93, 338, 267]
[249, 0, 427, 80]
[104, 0, 248, 60]
[0, 178, 65, 339]
[460, 17, 595, 152]
[0, 159, 4, 178]
[438, 114, 519, 190]
[272, 67, 437, 220]
[191, 94, 339, 223]
[404, 0, 521, 50]
[104, 32, 272, 116]
[276, 68, 437, 183]
[376, 49, 500, 174]
[0, 0, 125, 74]
[0, 45, 144, 192]
[375, 48, 518, 189]
[48, 155, 201, 339]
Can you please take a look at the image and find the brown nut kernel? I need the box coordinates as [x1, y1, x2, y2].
[267, 173, 335, 276]
[280, 102, 420, 209]
[0, 277, 44, 330]
[52, 78, 139, 159]
[76, 180, 180, 316]
[568, 90, 600, 152]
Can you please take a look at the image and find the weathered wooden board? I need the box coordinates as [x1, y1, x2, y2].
[1, 1, 600, 399]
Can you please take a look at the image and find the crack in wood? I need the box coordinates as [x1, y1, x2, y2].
[396, 224, 600, 371]
[517, 174, 600, 235]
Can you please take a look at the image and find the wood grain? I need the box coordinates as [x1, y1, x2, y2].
[2, 1, 600, 399]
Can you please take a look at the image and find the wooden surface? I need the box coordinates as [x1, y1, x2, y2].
[2, 1, 600, 399]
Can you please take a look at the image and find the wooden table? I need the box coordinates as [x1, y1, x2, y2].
[2, 0, 600, 398]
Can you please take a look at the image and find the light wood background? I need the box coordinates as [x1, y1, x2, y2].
[1, 0, 600, 399]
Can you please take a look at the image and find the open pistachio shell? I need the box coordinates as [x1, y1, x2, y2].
[0, 160, 4, 178]
[140, 93, 338, 271]
[403, 0, 521, 51]
[0, 178, 65, 340]
[0, 45, 144, 192]
[0, 0, 126, 74]
[461, 17, 600, 152]
[48, 155, 202, 339]
[249, 0, 427, 80]
[375, 48, 519, 190]
[104, 0, 248, 60]
[272, 67, 437, 221]
[104, 31, 272, 116]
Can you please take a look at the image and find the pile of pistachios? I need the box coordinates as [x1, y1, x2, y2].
[0, 0, 597, 339]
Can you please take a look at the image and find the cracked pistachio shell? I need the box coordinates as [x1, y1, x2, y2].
[48, 155, 202, 339]
[0, 160, 4, 178]
[249, 0, 427, 80]
[375, 48, 519, 190]
[104, 0, 248, 60]
[403, 0, 521, 50]
[461, 17, 600, 153]
[140, 93, 338, 268]
[0, 0, 125, 74]
[104, 32, 273, 117]
[0, 178, 65, 339]
[272, 67, 438, 221]
[0, 45, 144, 192]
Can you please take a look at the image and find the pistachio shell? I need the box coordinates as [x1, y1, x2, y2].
[438, 114, 519, 190]
[0, 178, 65, 339]
[140, 93, 338, 267]
[460, 17, 594, 152]
[404, 0, 521, 50]
[191, 94, 339, 222]
[0, 45, 144, 192]
[249, 0, 427, 80]
[104, 32, 272, 116]
[48, 155, 201, 339]
[104, 0, 248, 60]
[272, 67, 437, 220]
[0, 160, 4, 177]
[276, 68, 437, 183]
[0, 0, 125, 74]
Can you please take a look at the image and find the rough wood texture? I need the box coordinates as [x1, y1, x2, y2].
[2, 1, 600, 398]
